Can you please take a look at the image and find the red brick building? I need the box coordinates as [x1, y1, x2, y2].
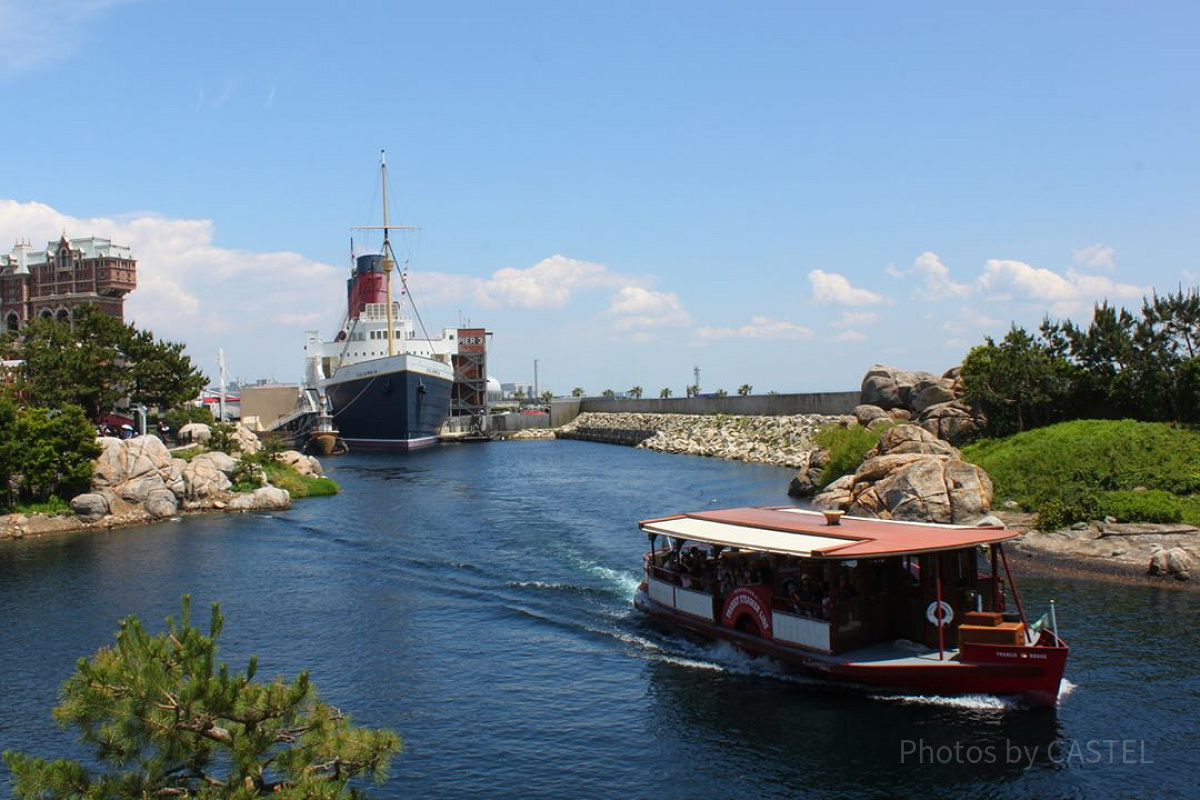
[0, 235, 136, 330]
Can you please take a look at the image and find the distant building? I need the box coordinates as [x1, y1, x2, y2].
[0, 234, 137, 330]
[501, 381, 534, 400]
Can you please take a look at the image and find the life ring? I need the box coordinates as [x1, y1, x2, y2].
[926, 600, 954, 626]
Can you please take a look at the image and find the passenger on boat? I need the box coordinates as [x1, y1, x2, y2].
[680, 567, 694, 590]
[717, 562, 733, 595]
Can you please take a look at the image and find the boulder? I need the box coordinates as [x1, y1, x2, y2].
[909, 378, 957, 414]
[93, 435, 173, 488]
[888, 408, 913, 422]
[232, 424, 262, 455]
[861, 364, 939, 411]
[178, 422, 212, 443]
[872, 424, 960, 458]
[228, 486, 291, 512]
[852, 404, 889, 426]
[92, 436, 185, 507]
[182, 453, 234, 499]
[919, 401, 981, 444]
[1148, 549, 1170, 576]
[849, 457, 993, 523]
[144, 488, 179, 519]
[278, 450, 323, 477]
[853, 452, 945, 484]
[1166, 548, 1192, 581]
[812, 474, 854, 511]
[787, 449, 828, 498]
[70, 493, 109, 521]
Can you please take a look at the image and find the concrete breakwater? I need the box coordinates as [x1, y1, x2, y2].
[555, 412, 837, 468]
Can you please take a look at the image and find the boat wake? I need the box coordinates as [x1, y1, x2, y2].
[869, 691, 1018, 711]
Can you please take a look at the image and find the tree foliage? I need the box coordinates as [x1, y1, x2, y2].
[962, 288, 1200, 436]
[628, 386, 643, 399]
[11, 306, 208, 421]
[737, 384, 753, 396]
[0, 397, 99, 509]
[3, 596, 400, 799]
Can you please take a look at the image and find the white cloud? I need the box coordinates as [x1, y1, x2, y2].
[1181, 269, 1197, 282]
[910, 251, 971, 300]
[479, 254, 633, 309]
[887, 251, 970, 300]
[808, 269, 885, 306]
[607, 286, 691, 334]
[0, 198, 343, 380]
[696, 315, 813, 340]
[831, 330, 866, 342]
[0, 1, 135, 73]
[976, 259, 1146, 314]
[832, 311, 878, 329]
[412, 255, 641, 310]
[1073, 243, 1116, 271]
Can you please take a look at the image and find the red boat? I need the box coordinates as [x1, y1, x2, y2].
[634, 506, 1068, 707]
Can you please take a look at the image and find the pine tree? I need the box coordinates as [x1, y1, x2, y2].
[3, 596, 400, 799]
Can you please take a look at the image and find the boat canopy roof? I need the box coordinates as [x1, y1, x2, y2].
[639, 507, 1018, 559]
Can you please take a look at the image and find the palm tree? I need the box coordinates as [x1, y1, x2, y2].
[686, 384, 699, 398]
[540, 391, 553, 403]
[715, 388, 728, 397]
[602, 389, 615, 399]
[513, 389, 526, 405]
[660, 387, 672, 399]
[738, 384, 753, 396]
[629, 386, 644, 399]
[571, 387, 584, 398]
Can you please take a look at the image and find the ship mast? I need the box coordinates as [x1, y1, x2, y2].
[381, 151, 396, 357]
[355, 150, 419, 358]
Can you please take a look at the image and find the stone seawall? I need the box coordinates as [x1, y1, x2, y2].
[556, 427, 657, 446]
[556, 412, 836, 468]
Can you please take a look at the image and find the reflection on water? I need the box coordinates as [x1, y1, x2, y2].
[1, 441, 1196, 799]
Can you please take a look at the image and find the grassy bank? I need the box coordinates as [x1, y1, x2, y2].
[961, 419, 1200, 528]
[261, 461, 340, 498]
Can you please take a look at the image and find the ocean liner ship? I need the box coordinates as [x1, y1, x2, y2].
[302, 153, 456, 450]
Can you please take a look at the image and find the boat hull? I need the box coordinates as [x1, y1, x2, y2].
[321, 355, 453, 451]
[635, 587, 1068, 707]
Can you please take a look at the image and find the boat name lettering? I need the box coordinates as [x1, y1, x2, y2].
[722, 588, 771, 631]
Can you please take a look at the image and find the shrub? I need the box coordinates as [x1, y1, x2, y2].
[1098, 490, 1184, 524]
[814, 425, 881, 488]
[1034, 489, 1101, 531]
[207, 422, 238, 455]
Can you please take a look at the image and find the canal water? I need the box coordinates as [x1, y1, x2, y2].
[1, 440, 1196, 799]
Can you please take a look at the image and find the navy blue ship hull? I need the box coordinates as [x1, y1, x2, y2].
[323, 360, 453, 451]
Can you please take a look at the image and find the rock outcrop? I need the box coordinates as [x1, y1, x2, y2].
[178, 422, 212, 443]
[855, 364, 982, 444]
[0, 427, 315, 540]
[1149, 546, 1193, 581]
[277, 450, 323, 477]
[812, 424, 993, 524]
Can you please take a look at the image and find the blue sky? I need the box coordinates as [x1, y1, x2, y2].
[1, 1, 1196, 395]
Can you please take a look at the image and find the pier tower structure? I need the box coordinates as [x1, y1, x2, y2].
[0, 235, 136, 330]
[451, 327, 490, 421]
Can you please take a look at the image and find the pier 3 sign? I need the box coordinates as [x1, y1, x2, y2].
[722, 586, 773, 639]
[457, 328, 486, 353]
